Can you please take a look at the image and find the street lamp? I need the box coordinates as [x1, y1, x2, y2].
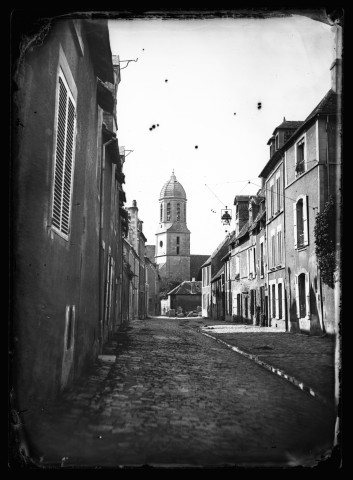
[221, 207, 232, 226]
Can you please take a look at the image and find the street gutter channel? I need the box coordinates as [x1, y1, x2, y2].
[199, 330, 332, 408]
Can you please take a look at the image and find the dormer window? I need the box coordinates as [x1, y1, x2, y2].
[295, 137, 306, 176]
[275, 133, 279, 150]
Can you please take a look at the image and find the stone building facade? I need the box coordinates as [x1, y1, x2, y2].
[12, 19, 127, 409]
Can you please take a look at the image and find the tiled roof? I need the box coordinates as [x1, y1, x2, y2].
[249, 209, 266, 231]
[168, 281, 202, 296]
[160, 172, 186, 200]
[211, 265, 224, 282]
[201, 235, 230, 268]
[190, 255, 210, 280]
[272, 120, 304, 135]
[233, 195, 251, 204]
[280, 89, 337, 152]
[229, 220, 249, 245]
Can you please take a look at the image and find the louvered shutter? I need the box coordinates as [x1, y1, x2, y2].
[295, 275, 300, 318]
[293, 203, 297, 249]
[52, 71, 76, 236]
[305, 272, 311, 317]
[303, 195, 309, 246]
[275, 283, 279, 320]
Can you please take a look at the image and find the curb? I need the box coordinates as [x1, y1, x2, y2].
[200, 330, 332, 408]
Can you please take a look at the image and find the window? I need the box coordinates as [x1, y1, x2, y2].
[159, 240, 163, 247]
[270, 182, 274, 217]
[167, 203, 171, 221]
[250, 289, 256, 316]
[278, 283, 283, 319]
[235, 255, 240, 279]
[271, 230, 276, 268]
[296, 138, 305, 175]
[51, 69, 77, 237]
[176, 236, 180, 245]
[298, 273, 306, 318]
[293, 195, 308, 249]
[253, 246, 256, 276]
[275, 134, 279, 150]
[244, 295, 248, 319]
[272, 284, 276, 318]
[260, 239, 264, 277]
[176, 246, 180, 255]
[277, 226, 283, 265]
[160, 204, 163, 221]
[295, 272, 311, 320]
[176, 203, 180, 221]
[276, 173, 281, 211]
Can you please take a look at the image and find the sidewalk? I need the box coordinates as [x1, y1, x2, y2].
[196, 319, 338, 408]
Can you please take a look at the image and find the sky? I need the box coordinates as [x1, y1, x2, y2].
[108, 14, 336, 255]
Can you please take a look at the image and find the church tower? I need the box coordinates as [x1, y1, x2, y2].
[155, 171, 191, 282]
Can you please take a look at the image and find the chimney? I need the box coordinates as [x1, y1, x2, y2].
[192, 277, 195, 282]
[330, 58, 342, 94]
[132, 200, 137, 207]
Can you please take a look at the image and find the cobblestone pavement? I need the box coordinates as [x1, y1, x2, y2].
[22, 317, 336, 469]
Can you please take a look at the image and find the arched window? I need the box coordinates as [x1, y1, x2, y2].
[167, 203, 171, 221]
[176, 203, 180, 221]
[295, 271, 310, 319]
[293, 195, 308, 249]
[160, 203, 163, 222]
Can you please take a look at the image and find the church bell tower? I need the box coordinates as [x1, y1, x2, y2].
[155, 171, 191, 282]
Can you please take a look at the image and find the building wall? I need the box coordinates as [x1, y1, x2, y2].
[202, 264, 211, 317]
[285, 158, 328, 334]
[170, 294, 201, 313]
[12, 20, 110, 408]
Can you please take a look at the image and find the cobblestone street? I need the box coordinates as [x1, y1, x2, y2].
[22, 317, 336, 468]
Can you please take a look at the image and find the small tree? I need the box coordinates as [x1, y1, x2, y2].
[314, 196, 336, 288]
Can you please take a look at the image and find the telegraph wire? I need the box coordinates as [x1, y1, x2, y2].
[248, 181, 318, 211]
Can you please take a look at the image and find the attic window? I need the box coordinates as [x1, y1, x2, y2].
[295, 138, 305, 176]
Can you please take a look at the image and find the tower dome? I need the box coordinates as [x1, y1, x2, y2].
[160, 171, 186, 200]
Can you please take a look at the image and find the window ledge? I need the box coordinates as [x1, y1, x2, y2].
[296, 246, 308, 252]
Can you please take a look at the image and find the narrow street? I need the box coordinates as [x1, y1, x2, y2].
[25, 317, 335, 468]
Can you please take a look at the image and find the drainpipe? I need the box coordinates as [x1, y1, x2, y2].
[99, 137, 115, 349]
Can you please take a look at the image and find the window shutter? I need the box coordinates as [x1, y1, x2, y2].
[52, 73, 76, 236]
[295, 275, 300, 318]
[293, 203, 297, 249]
[303, 195, 309, 246]
[275, 283, 279, 320]
[305, 272, 311, 317]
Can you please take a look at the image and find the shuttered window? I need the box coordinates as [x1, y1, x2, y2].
[52, 70, 76, 237]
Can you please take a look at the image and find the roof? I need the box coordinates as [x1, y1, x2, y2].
[272, 120, 304, 135]
[160, 171, 186, 200]
[83, 20, 114, 84]
[190, 255, 210, 281]
[168, 281, 202, 296]
[201, 235, 230, 268]
[211, 265, 224, 282]
[229, 220, 249, 245]
[233, 195, 251, 204]
[259, 89, 338, 178]
[249, 209, 266, 232]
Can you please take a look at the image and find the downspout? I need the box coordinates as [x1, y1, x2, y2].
[99, 137, 115, 349]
